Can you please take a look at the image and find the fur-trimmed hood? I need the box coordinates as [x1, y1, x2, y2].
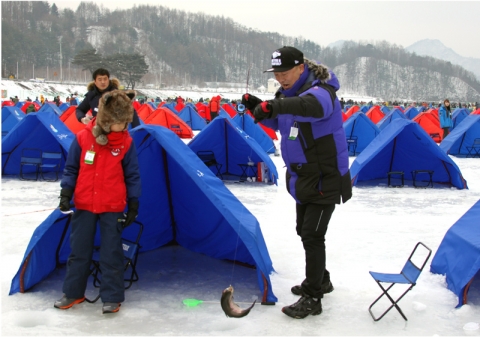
[86, 78, 121, 92]
[304, 58, 340, 91]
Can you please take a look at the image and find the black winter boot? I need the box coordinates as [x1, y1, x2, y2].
[282, 295, 322, 319]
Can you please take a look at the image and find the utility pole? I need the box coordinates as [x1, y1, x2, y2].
[33, 64, 35, 79]
[159, 61, 162, 89]
[59, 36, 63, 82]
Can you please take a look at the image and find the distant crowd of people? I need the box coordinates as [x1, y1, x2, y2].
[339, 97, 479, 111]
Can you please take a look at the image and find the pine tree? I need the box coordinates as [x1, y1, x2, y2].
[72, 48, 104, 74]
[104, 53, 149, 89]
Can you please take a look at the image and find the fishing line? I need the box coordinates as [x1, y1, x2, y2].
[182, 298, 261, 307]
[4, 207, 56, 216]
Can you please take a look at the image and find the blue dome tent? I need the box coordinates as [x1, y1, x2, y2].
[343, 112, 380, 156]
[231, 113, 276, 154]
[2, 106, 25, 138]
[430, 200, 480, 307]
[439, 114, 480, 157]
[376, 108, 407, 131]
[177, 104, 207, 131]
[451, 108, 470, 131]
[404, 106, 420, 120]
[2, 109, 74, 177]
[350, 119, 467, 189]
[9, 125, 278, 304]
[188, 116, 278, 184]
[37, 102, 63, 116]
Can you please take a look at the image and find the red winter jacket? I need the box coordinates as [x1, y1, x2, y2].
[65, 121, 139, 213]
[209, 96, 220, 113]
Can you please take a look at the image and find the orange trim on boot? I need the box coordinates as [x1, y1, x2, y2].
[55, 296, 86, 310]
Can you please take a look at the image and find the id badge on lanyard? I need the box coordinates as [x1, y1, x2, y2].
[84, 146, 95, 165]
[288, 121, 298, 140]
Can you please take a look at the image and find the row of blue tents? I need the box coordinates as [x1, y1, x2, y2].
[344, 110, 480, 158]
[3, 101, 479, 307]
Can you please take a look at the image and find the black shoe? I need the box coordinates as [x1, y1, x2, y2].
[282, 295, 322, 319]
[102, 302, 121, 314]
[291, 281, 334, 296]
[54, 295, 86, 309]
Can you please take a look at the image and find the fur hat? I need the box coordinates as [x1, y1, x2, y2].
[92, 90, 136, 145]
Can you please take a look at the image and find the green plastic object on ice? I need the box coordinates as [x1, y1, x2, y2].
[183, 298, 204, 307]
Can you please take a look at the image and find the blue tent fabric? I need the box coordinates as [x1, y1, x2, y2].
[37, 103, 63, 116]
[452, 108, 470, 130]
[430, 199, 480, 307]
[58, 103, 70, 112]
[162, 102, 177, 114]
[177, 105, 207, 130]
[343, 112, 380, 155]
[2, 106, 25, 137]
[350, 119, 467, 189]
[376, 108, 407, 130]
[218, 107, 230, 119]
[359, 105, 370, 113]
[188, 116, 278, 184]
[439, 114, 480, 157]
[232, 113, 276, 154]
[2, 109, 74, 176]
[9, 210, 73, 294]
[9, 125, 277, 303]
[404, 106, 420, 120]
[148, 102, 157, 109]
[380, 106, 390, 114]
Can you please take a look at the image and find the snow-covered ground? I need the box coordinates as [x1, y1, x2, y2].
[1, 80, 273, 103]
[1, 138, 480, 335]
[1, 80, 379, 105]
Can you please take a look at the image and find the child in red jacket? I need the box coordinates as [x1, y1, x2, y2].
[54, 90, 141, 314]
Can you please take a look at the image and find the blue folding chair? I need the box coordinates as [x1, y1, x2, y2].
[19, 148, 42, 181]
[91, 220, 144, 290]
[40, 151, 62, 182]
[368, 242, 432, 321]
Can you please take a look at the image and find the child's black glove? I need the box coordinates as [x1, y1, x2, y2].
[58, 188, 73, 214]
[241, 93, 263, 111]
[123, 200, 139, 228]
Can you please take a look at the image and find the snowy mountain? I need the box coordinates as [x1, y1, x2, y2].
[334, 57, 480, 102]
[327, 40, 347, 50]
[406, 39, 480, 81]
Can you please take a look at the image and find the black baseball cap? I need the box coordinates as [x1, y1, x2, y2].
[264, 46, 304, 73]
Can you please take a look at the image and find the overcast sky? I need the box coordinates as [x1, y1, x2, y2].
[54, 1, 480, 59]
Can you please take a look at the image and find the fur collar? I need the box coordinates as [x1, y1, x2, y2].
[304, 58, 331, 83]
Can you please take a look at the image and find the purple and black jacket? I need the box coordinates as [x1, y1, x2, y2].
[261, 64, 352, 205]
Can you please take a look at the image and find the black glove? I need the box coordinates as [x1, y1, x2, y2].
[58, 188, 73, 213]
[123, 200, 139, 228]
[252, 101, 273, 123]
[241, 93, 263, 111]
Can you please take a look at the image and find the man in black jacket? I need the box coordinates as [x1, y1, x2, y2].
[76, 68, 141, 127]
